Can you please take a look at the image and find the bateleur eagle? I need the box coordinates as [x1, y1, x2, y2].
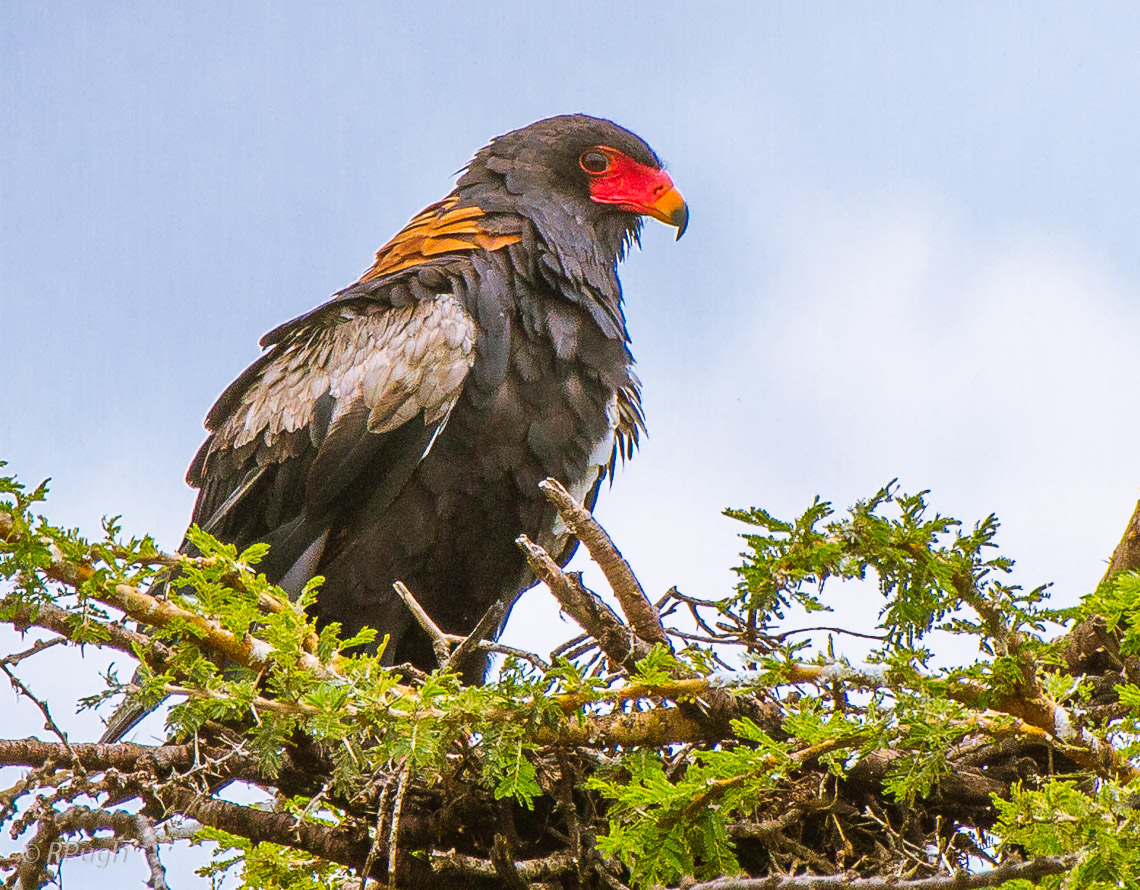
[119, 116, 685, 734]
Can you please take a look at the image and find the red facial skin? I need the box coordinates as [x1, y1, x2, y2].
[582, 147, 689, 237]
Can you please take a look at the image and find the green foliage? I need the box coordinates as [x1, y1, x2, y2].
[195, 828, 354, 889]
[995, 780, 1140, 890]
[3, 466, 1138, 889]
[1083, 571, 1140, 655]
[727, 481, 1071, 650]
[589, 748, 742, 887]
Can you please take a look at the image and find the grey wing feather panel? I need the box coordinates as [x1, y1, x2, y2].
[191, 293, 476, 538]
[209, 294, 475, 455]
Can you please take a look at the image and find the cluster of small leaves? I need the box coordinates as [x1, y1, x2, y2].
[585, 487, 1097, 886]
[973, 570, 1140, 889]
[0, 471, 577, 880]
[995, 779, 1140, 890]
[1084, 571, 1140, 657]
[878, 693, 974, 803]
[195, 827, 355, 889]
[727, 481, 1074, 650]
[0, 467, 170, 654]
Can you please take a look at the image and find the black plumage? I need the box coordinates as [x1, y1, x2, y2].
[183, 115, 686, 674]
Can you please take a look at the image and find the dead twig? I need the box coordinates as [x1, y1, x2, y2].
[539, 478, 668, 646]
[516, 534, 650, 672]
[0, 664, 83, 774]
[386, 762, 410, 890]
[443, 599, 507, 673]
[0, 637, 65, 668]
[358, 785, 388, 889]
[133, 813, 169, 890]
[471, 641, 550, 672]
[393, 581, 451, 668]
[685, 855, 1074, 890]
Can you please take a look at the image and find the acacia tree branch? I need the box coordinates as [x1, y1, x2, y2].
[2, 597, 174, 669]
[442, 600, 509, 672]
[2, 780, 386, 881]
[1060, 497, 1140, 677]
[466, 639, 550, 672]
[777, 662, 1135, 781]
[0, 489, 1125, 888]
[539, 478, 668, 646]
[430, 848, 578, 882]
[686, 855, 1074, 890]
[157, 786, 377, 877]
[0, 637, 64, 668]
[0, 665, 82, 773]
[0, 514, 341, 681]
[11, 805, 175, 890]
[664, 735, 867, 832]
[385, 762, 409, 890]
[132, 814, 169, 890]
[15, 807, 62, 890]
[0, 738, 275, 796]
[517, 534, 651, 672]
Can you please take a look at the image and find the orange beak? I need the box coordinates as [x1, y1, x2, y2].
[642, 181, 689, 240]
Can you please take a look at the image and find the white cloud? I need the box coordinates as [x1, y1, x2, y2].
[752, 191, 1140, 604]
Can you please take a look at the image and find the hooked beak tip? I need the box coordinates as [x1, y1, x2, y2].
[644, 185, 688, 241]
[672, 202, 689, 240]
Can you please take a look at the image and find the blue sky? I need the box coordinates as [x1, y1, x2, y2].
[4, 2, 1140, 885]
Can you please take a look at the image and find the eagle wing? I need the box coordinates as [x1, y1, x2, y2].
[187, 291, 476, 589]
[184, 197, 518, 592]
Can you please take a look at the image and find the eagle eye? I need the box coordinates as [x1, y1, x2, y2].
[579, 151, 611, 174]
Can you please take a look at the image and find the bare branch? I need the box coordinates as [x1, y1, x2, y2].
[550, 632, 591, 660]
[157, 786, 377, 875]
[0, 665, 82, 773]
[0, 637, 65, 668]
[686, 856, 1074, 890]
[517, 533, 650, 672]
[393, 581, 451, 668]
[470, 640, 550, 672]
[539, 478, 668, 646]
[773, 626, 886, 643]
[386, 762, 409, 890]
[430, 848, 577, 882]
[1102, 497, 1140, 583]
[133, 814, 169, 890]
[489, 833, 528, 890]
[358, 789, 387, 890]
[442, 599, 507, 673]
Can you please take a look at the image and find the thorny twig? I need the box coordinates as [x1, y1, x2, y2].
[0, 637, 65, 668]
[0, 664, 82, 774]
